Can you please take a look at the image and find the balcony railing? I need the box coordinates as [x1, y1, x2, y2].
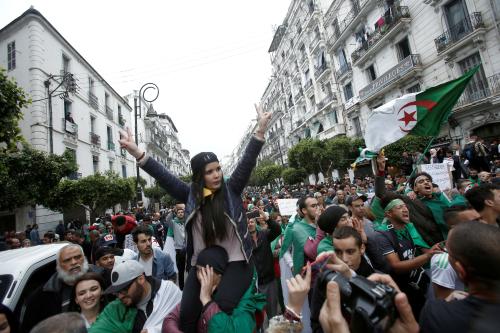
[434, 12, 484, 53]
[314, 62, 328, 79]
[63, 119, 78, 136]
[335, 62, 352, 80]
[359, 54, 420, 101]
[118, 114, 126, 127]
[68, 172, 82, 180]
[318, 94, 336, 110]
[332, 0, 368, 40]
[88, 92, 98, 110]
[454, 72, 500, 108]
[121, 148, 127, 157]
[89, 132, 101, 146]
[351, 6, 410, 64]
[105, 105, 113, 120]
[107, 141, 115, 151]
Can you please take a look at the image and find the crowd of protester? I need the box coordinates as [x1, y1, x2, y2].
[0, 131, 499, 333]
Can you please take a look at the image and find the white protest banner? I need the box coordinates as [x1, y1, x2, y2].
[277, 198, 299, 216]
[419, 163, 452, 191]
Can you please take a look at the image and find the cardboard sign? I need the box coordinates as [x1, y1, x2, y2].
[419, 163, 452, 191]
[277, 199, 299, 216]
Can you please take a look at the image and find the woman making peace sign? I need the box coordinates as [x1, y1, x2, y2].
[119, 105, 271, 333]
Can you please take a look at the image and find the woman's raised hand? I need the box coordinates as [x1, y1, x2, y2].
[118, 127, 143, 159]
[254, 103, 272, 139]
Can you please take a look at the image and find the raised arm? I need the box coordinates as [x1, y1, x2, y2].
[119, 127, 190, 202]
[228, 104, 271, 194]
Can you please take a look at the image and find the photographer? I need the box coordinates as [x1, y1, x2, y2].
[420, 221, 500, 332]
[319, 274, 419, 333]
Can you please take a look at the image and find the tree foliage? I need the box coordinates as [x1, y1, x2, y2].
[44, 171, 135, 218]
[144, 184, 168, 203]
[383, 135, 432, 168]
[281, 167, 307, 185]
[254, 164, 284, 186]
[0, 67, 30, 151]
[287, 136, 365, 177]
[0, 146, 77, 211]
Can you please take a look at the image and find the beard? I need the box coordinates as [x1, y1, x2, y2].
[57, 258, 89, 285]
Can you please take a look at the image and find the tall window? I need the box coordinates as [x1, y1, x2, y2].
[445, 0, 470, 41]
[337, 49, 348, 69]
[93, 155, 99, 174]
[344, 82, 354, 100]
[62, 54, 70, 74]
[64, 100, 73, 122]
[107, 126, 112, 145]
[367, 65, 377, 82]
[90, 116, 96, 133]
[121, 164, 127, 178]
[458, 53, 488, 101]
[109, 160, 114, 171]
[7, 41, 16, 71]
[352, 117, 362, 136]
[65, 148, 77, 163]
[397, 38, 411, 61]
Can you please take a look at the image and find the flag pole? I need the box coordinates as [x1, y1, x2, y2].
[409, 136, 435, 179]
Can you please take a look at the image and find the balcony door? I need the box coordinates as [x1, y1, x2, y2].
[445, 0, 470, 42]
[458, 53, 488, 103]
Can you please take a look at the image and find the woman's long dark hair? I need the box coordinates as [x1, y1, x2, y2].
[192, 171, 228, 247]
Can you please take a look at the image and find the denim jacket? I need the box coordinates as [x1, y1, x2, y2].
[141, 136, 264, 267]
[136, 247, 177, 280]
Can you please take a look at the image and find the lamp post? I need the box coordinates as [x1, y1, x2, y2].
[134, 83, 159, 203]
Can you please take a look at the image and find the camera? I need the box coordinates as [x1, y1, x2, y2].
[312, 269, 397, 333]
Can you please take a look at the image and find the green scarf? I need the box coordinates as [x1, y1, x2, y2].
[419, 192, 450, 239]
[376, 219, 430, 249]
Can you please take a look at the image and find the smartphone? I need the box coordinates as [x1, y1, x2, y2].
[246, 210, 260, 219]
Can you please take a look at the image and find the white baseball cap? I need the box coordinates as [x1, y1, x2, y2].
[104, 260, 144, 294]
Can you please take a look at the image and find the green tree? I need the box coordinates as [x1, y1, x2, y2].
[0, 67, 30, 151]
[0, 146, 77, 211]
[254, 164, 284, 186]
[383, 135, 432, 168]
[44, 172, 135, 219]
[143, 184, 168, 205]
[324, 136, 365, 173]
[281, 167, 307, 185]
[287, 138, 328, 175]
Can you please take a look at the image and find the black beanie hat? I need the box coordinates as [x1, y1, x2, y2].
[95, 246, 120, 261]
[191, 152, 219, 179]
[317, 206, 348, 234]
[195, 245, 228, 274]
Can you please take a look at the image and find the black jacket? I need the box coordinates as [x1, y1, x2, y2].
[375, 175, 443, 245]
[20, 265, 103, 333]
[251, 218, 281, 285]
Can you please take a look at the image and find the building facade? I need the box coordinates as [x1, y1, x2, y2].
[123, 93, 191, 208]
[229, 0, 500, 170]
[325, 0, 500, 144]
[0, 8, 135, 232]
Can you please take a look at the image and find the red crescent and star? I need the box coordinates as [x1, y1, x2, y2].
[397, 100, 437, 132]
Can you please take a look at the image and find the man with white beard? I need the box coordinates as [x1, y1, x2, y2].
[20, 244, 104, 333]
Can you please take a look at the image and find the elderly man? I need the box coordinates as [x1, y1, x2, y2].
[20, 244, 103, 332]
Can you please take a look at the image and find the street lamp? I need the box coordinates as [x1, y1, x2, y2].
[134, 83, 159, 203]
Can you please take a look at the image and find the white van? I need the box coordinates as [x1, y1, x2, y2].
[0, 243, 69, 319]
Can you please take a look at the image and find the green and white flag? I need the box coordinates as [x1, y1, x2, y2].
[364, 66, 479, 152]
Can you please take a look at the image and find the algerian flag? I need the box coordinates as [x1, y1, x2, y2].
[364, 66, 479, 152]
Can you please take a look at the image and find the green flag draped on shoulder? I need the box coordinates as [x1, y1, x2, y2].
[363, 66, 479, 153]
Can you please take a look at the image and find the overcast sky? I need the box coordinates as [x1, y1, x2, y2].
[0, 0, 292, 161]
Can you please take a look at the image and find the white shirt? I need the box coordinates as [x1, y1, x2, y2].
[139, 255, 154, 276]
[431, 253, 464, 291]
